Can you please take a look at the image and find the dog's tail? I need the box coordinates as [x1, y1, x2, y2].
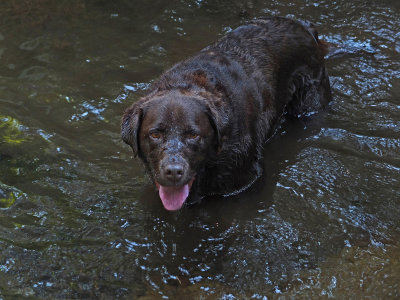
[317, 39, 337, 56]
[297, 19, 336, 56]
[300, 19, 376, 60]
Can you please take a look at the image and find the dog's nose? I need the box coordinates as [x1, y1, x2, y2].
[164, 164, 184, 182]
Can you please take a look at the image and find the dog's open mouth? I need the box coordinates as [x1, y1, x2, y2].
[155, 178, 195, 211]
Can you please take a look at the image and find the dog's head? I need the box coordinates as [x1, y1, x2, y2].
[121, 90, 219, 210]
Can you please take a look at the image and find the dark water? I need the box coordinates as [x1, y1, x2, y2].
[1, 0, 399, 298]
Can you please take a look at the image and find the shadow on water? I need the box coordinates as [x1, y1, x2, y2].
[1, 0, 400, 298]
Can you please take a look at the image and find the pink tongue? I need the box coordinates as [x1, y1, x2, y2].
[158, 184, 189, 211]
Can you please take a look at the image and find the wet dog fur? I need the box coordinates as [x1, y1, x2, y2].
[121, 16, 331, 210]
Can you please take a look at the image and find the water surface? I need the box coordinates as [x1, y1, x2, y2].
[0, 0, 399, 298]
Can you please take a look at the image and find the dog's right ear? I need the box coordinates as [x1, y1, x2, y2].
[121, 102, 144, 157]
[205, 103, 224, 153]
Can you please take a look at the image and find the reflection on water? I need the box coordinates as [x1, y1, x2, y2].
[0, 0, 399, 298]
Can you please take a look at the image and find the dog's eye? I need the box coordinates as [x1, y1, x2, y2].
[150, 131, 161, 139]
[187, 132, 199, 140]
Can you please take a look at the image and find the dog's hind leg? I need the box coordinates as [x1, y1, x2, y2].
[286, 64, 332, 117]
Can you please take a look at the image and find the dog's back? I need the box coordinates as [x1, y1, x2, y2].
[204, 16, 331, 116]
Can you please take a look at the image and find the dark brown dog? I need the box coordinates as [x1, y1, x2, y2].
[121, 16, 331, 210]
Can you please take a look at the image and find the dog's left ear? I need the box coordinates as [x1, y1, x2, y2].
[121, 101, 144, 157]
